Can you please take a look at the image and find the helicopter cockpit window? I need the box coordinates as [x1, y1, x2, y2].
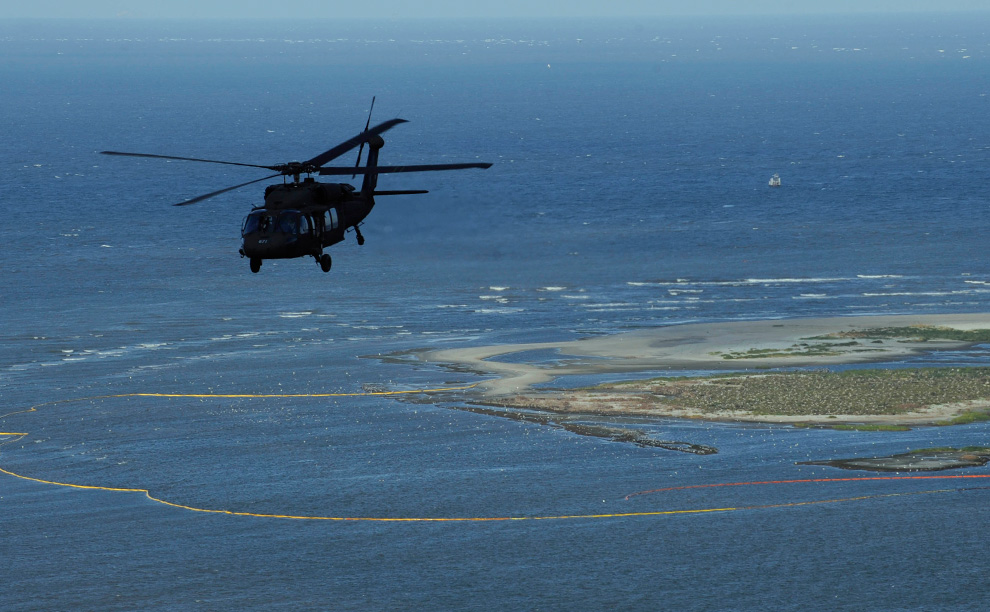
[277, 212, 300, 235]
[242, 212, 269, 235]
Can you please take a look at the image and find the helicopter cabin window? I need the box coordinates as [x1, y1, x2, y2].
[277, 212, 300, 235]
[325, 209, 338, 230]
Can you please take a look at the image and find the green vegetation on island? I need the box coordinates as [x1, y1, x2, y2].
[711, 326, 990, 360]
[810, 325, 990, 343]
[591, 367, 990, 419]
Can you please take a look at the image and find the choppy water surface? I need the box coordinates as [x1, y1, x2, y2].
[2, 15, 990, 610]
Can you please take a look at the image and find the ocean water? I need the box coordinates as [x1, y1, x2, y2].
[2, 14, 990, 610]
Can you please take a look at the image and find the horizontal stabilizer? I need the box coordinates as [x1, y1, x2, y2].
[319, 163, 492, 175]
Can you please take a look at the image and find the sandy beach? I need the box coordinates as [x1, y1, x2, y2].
[418, 313, 990, 425]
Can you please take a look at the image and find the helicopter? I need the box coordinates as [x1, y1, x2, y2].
[101, 102, 491, 274]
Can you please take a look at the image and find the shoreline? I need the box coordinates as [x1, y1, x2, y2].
[416, 313, 990, 426]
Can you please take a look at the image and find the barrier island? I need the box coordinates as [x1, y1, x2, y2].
[417, 314, 990, 427]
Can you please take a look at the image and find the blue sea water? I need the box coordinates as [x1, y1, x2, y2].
[2, 14, 990, 610]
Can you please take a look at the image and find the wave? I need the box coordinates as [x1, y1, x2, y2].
[473, 308, 525, 314]
[278, 311, 314, 318]
[629, 277, 854, 287]
[863, 289, 990, 297]
[580, 302, 637, 309]
[745, 277, 851, 284]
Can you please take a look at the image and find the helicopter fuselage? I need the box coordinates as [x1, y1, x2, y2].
[239, 179, 374, 266]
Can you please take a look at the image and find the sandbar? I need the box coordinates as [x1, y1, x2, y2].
[417, 313, 990, 426]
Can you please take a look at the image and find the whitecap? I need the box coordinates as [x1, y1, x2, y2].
[474, 308, 524, 314]
[862, 291, 958, 297]
[583, 306, 641, 312]
[425, 335, 482, 343]
[581, 302, 636, 308]
[746, 277, 850, 284]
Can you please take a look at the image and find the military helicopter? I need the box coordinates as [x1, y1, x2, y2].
[101, 102, 491, 274]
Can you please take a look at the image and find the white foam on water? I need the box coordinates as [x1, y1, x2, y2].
[746, 277, 851, 284]
[279, 311, 314, 318]
[474, 307, 525, 315]
[862, 289, 989, 297]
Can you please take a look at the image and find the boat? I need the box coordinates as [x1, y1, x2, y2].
[768, 173, 781, 187]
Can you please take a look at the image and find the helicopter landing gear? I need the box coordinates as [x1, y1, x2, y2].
[250, 258, 262, 273]
[319, 253, 332, 273]
[355, 226, 365, 246]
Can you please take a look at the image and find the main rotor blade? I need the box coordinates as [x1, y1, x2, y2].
[319, 162, 492, 175]
[173, 173, 282, 206]
[372, 190, 430, 195]
[304, 118, 408, 169]
[100, 150, 273, 170]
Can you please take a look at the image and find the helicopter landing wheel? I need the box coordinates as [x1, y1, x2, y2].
[250, 258, 262, 273]
[319, 253, 332, 273]
[355, 226, 365, 246]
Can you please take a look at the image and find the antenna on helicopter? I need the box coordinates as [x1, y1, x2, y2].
[352, 96, 375, 179]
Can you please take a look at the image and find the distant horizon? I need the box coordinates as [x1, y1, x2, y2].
[3, 11, 989, 22]
[4, 0, 989, 20]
